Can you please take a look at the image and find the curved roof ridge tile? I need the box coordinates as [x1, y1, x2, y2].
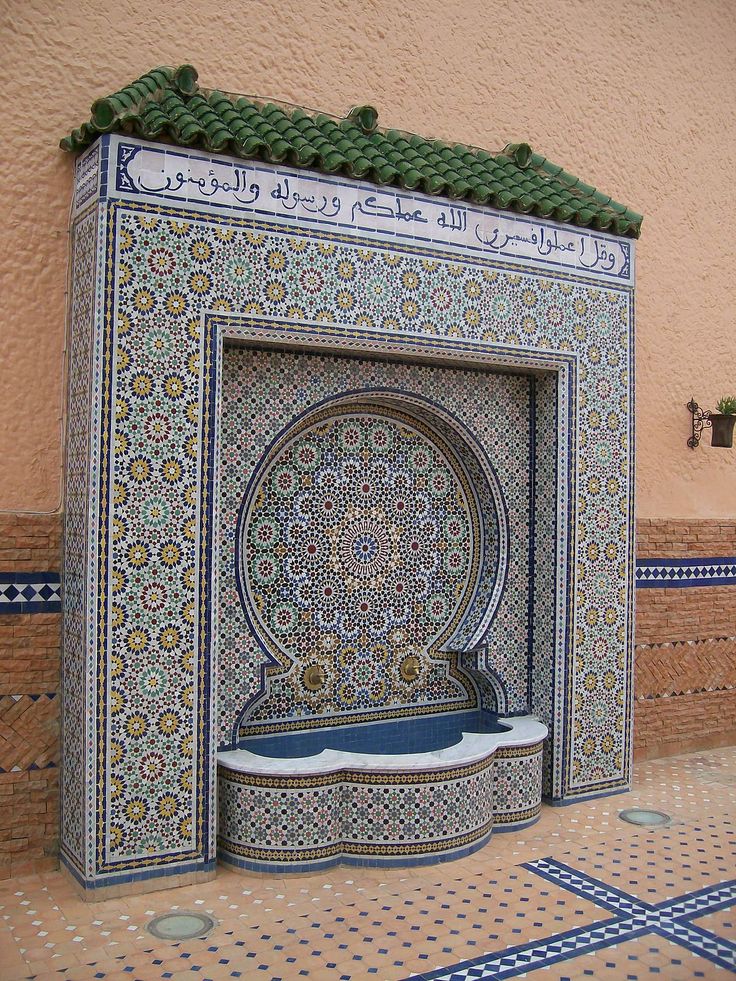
[60, 64, 642, 238]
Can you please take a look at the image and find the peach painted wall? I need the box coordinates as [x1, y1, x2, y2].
[1, 0, 734, 517]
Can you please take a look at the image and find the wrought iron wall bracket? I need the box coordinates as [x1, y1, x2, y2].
[686, 398, 711, 449]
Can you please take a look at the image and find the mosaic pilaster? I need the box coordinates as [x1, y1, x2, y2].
[60, 203, 99, 878]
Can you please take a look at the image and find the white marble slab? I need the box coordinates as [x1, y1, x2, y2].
[217, 716, 547, 777]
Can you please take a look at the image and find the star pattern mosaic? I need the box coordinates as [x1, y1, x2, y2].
[241, 406, 481, 724]
[62, 132, 634, 883]
[219, 352, 530, 743]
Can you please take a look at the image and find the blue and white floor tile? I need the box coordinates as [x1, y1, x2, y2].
[0, 748, 734, 980]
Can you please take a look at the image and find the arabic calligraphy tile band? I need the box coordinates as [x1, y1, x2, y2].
[111, 137, 633, 284]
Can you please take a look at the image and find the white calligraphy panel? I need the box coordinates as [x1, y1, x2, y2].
[104, 135, 634, 285]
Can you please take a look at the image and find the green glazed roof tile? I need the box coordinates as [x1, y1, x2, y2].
[61, 64, 643, 238]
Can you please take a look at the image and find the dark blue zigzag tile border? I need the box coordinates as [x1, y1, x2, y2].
[0, 572, 61, 614]
[412, 857, 736, 980]
[636, 556, 736, 589]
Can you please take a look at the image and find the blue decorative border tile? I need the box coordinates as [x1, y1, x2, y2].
[414, 858, 736, 980]
[0, 572, 61, 614]
[636, 556, 736, 588]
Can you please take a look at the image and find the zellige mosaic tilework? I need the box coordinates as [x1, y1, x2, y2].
[219, 353, 530, 742]
[61, 133, 635, 890]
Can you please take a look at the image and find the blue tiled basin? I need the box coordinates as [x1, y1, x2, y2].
[217, 713, 547, 873]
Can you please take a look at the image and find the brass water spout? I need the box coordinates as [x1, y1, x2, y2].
[303, 664, 326, 691]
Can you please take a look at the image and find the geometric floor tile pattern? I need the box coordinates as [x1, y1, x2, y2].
[1, 748, 734, 980]
[424, 862, 736, 979]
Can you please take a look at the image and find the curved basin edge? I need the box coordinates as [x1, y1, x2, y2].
[217, 715, 547, 776]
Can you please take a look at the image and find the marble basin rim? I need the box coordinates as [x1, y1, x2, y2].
[217, 715, 548, 776]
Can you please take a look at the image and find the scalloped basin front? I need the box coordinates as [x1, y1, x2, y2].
[217, 714, 547, 872]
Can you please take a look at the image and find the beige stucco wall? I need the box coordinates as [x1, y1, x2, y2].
[1, 0, 734, 516]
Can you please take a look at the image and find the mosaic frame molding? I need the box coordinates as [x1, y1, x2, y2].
[62, 134, 636, 890]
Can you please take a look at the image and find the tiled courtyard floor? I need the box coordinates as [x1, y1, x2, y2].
[1, 748, 734, 980]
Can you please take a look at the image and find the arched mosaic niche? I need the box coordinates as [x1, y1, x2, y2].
[233, 391, 509, 738]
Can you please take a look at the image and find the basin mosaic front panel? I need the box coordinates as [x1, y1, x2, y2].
[218, 350, 531, 743]
[217, 755, 497, 869]
[216, 730, 546, 871]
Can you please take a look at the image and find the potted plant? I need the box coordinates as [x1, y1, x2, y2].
[711, 396, 736, 447]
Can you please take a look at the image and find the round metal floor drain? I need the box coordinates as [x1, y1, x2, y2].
[146, 911, 216, 941]
[619, 807, 671, 827]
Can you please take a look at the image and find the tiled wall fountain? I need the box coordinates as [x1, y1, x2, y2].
[61, 89, 637, 893]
